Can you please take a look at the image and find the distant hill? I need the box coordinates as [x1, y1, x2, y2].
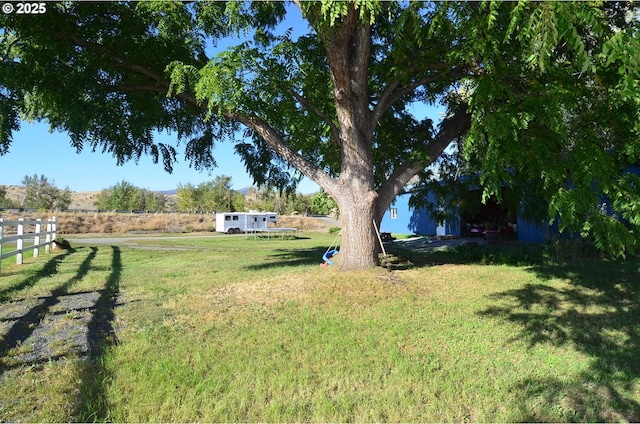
[2, 185, 251, 210]
[2, 185, 100, 210]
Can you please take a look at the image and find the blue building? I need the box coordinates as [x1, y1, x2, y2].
[380, 189, 548, 243]
[382, 166, 640, 244]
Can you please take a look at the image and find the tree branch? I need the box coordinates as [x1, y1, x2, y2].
[229, 112, 338, 196]
[54, 32, 204, 108]
[63, 33, 165, 80]
[1, 36, 20, 62]
[373, 67, 465, 124]
[289, 90, 341, 143]
[374, 161, 423, 222]
[374, 106, 471, 221]
[114, 84, 167, 94]
[425, 106, 471, 162]
[114, 84, 202, 107]
[55, 29, 335, 194]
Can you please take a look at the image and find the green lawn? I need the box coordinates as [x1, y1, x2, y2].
[1, 243, 21, 270]
[1, 241, 51, 271]
[1, 233, 639, 422]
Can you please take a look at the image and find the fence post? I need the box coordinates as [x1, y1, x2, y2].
[17, 218, 24, 265]
[45, 218, 52, 253]
[52, 216, 57, 246]
[0, 217, 3, 272]
[34, 218, 41, 258]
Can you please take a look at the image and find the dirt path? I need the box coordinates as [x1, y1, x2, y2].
[66, 234, 222, 244]
[389, 236, 486, 253]
[65, 233, 482, 252]
[64, 234, 232, 250]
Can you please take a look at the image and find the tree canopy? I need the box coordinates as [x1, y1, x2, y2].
[1, 1, 639, 268]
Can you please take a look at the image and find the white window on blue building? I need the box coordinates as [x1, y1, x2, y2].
[390, 207, 398, 220]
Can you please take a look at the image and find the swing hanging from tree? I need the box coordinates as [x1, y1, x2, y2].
[320, 231, 341, 267]
[320, 221, 387, 267]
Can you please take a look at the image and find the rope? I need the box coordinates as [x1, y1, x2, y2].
[373, 220, 387, 257]
[324, 231, 341, 256]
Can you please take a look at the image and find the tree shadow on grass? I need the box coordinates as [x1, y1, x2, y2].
[245, 246, 329, 270]
[74, 246, 121, 422]
[387, 241, 547, 268]
[0, 249, 76, 303]
[247, 242, 547, 272]
[478, 259, 640, 422]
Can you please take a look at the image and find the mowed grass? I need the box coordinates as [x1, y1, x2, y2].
[1, 233, 640, 422]
[1, 243, 30, 271]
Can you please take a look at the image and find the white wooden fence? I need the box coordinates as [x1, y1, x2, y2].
[0, 216, 57, 272]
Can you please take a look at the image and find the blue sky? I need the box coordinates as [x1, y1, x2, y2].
[0, 121, 301, 193]
[0, 107, 443, 194]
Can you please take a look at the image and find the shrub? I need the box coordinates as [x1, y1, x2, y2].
[543, 236, 600, 262]
[449, 243, 544, 266]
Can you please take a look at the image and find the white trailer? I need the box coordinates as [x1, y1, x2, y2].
[215, 212, 278, 234]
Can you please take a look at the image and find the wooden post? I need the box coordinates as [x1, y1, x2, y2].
[34, 219, 41, 258]
[51, 216, 57, 248]
[17, 218, 24, 265]
[45, 219, 52, 254]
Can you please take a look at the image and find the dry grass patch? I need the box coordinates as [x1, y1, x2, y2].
[56, 211, 218, 234]
[225, 269, 418, 307]
[187, 268, 432, 328]
[211, 274, 321, 306]
[0, 211, 329, 234]
[0, 210, 333, 235]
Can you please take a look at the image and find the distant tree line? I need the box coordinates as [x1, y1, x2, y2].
[94, 175, 338, 216]
[2, 174, 338, 216]
[175, 176, 244, 213]
[94, 181, 167, 211]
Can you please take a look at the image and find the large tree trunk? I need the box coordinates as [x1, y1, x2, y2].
[319, 7, 381, 271]
[333, 184, 379, 270]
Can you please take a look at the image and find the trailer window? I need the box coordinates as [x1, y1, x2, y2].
[225, 216, 231, 221]
[232, 216, 239, 221]
[262, 218, 266, 221]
